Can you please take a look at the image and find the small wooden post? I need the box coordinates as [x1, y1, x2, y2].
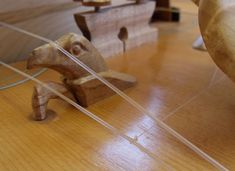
[151, 0, 180, 22]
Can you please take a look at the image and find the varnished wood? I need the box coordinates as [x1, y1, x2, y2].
[81, 0, 111, 12]
[198, 0, 235, 84]
[0, 0, 234, 170]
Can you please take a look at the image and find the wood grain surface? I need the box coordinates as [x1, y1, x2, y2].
[0, 0, 234, 170]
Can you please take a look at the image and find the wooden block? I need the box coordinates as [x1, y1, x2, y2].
[65, 70, 136, 107]
[80, 0, 111, 12]
[74, 1, 158, 57]
[82, 0, 111, 7]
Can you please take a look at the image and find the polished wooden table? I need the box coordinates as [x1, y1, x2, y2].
[0, 1, 234, 170]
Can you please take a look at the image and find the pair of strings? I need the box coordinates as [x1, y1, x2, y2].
[0, 68, 47, 90]
[0, 22, 228, 171]
[0, 61, 174, 170]
[162, 67, 221, 121]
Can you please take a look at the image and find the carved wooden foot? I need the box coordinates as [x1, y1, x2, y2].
[32, 82, 74, 121]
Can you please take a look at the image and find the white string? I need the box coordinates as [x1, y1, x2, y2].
[0, 22, 228, 171]
[0, 60, 174, 171]
[208, 67, 219, 88]
[0, 68, 47, 90]
[162, 66, 221, 121]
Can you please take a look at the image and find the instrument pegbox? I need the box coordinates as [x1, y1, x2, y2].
[73, 0, 158, 57]
[27, 33, 136, 121]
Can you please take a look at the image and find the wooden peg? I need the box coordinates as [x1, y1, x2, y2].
[74, 1, 158, 57]
[81, 0, 111, 12]
[27, 33, 137, 120]
[151, 0, 180, 22]
[32, 82, 75, 121]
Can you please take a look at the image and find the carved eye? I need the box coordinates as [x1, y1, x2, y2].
[70, 41, 88, 56]
[71, 45, 81, 56]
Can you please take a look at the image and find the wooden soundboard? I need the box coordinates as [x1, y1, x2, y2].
[0, 0, 234, 170]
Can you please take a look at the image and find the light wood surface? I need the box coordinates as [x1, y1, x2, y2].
[0, 0, 235, 170]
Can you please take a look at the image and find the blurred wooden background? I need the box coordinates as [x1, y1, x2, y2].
[0, 0, 129, 63]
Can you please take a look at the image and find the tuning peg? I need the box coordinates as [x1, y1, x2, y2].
[81, 0, 111, 12]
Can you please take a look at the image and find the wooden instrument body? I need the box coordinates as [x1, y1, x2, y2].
[1, 1, 235, 170]
[198, 0, 235, 82]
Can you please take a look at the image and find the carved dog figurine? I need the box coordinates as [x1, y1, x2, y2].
[27, 33, 136, 121]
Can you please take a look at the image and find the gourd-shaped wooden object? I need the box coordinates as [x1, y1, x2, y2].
[198, 0, 235, 82]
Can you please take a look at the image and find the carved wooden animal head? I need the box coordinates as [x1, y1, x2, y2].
[27, 33, 108, 80]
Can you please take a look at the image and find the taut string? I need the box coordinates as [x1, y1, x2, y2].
[0, 22, 228, 171]
[0, 60, 174, 171]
